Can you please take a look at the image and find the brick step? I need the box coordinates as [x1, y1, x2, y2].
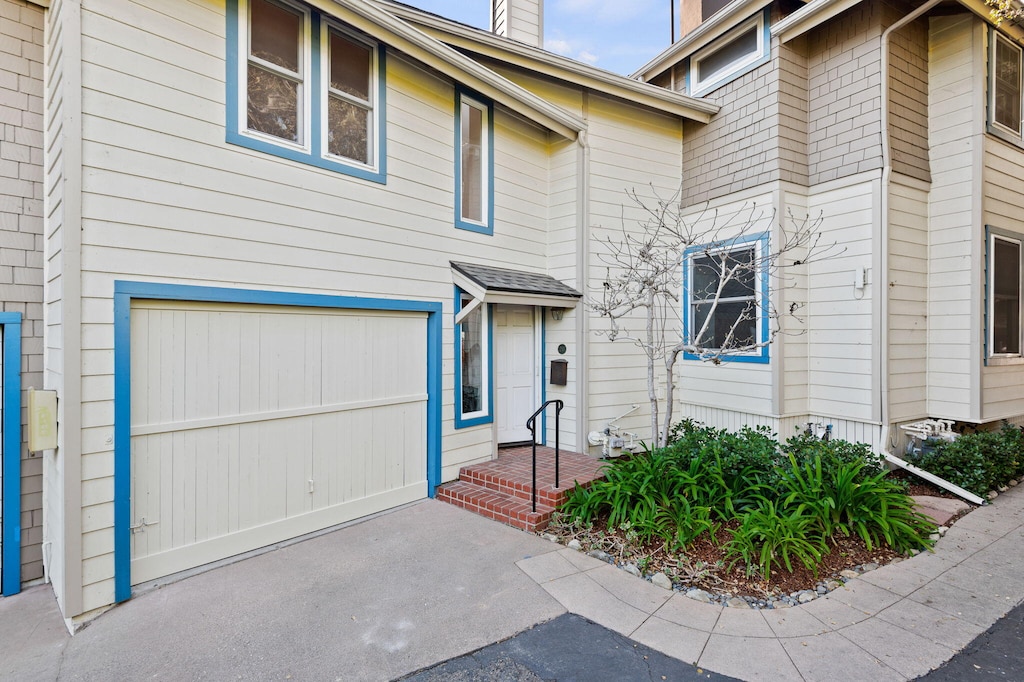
[435, 479, 556, 533]
[459, 448, 606, 508]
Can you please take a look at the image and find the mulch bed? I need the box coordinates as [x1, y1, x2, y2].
[546, 515, 900, 599]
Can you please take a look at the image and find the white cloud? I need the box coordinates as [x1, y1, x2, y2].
[577, 51, 599, 65]
[544, 38, 574, 56]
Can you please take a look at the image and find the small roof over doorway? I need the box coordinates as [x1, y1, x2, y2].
[451, 261, 582, 324]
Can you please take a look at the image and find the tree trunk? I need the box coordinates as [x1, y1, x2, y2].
[646, 288, 660, 449]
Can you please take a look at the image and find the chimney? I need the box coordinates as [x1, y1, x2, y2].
[491, 0, 544, 48]
[680, 0, 732, 39]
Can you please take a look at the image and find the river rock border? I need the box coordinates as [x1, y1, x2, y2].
[540, 525, 950, 610]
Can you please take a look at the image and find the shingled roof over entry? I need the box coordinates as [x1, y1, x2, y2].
[450, 262, 582, 299]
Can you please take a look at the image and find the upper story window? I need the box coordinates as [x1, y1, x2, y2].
[455, 89, 494, 234]
[988, 229, 1023, 360]
[682, 235, 769, 363]
[688, 10, 769, 97]
[990, 31, 1023, 138]
[227, 0, 387, 183]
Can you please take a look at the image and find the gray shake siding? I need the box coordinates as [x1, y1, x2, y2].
[682, 0, 931, 204]
[0, 0, 45, 584]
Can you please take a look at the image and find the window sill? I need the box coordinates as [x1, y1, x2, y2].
[682, 351, 769, 364]
[227, 131, 386, 184]
[455, 414, 493, 429]
[986, 355, 1024, 367]
[986, 124, 1024, 153]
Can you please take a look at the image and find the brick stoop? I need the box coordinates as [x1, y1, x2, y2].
[436, 445, 607, 532]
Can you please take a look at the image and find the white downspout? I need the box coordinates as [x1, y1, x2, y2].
[878, 0, 943, 454]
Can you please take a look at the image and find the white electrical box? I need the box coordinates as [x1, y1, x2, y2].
[28, 389, 58, 452]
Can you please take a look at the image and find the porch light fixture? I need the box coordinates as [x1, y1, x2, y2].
[550, 307, 565, 321]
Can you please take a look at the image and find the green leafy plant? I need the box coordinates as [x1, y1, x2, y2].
[723, 499, 827, 580]
[906, 424, 1024, 496]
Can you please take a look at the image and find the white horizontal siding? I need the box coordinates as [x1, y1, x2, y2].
[927, 13, 979, 421]
[888, 179, 928, 422]
[981, 137, 1024, 419]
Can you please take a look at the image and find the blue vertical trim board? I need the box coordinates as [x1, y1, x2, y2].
[682, 233, 770, 364]
[984, 225, 991, 364]
[112, 289, 132, 603]
[112, 281, 442, 601]
[1, 313, 22, 596]
[453, 288, 493, 428]
[223, 0, 387, 184]
[540, 312, 547, 446]
[454, 87, 495, 235]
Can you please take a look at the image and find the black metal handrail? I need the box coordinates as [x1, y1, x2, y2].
[526, 399, 564, 512]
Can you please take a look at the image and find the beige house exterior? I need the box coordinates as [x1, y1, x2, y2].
[1, 0, 1023, 629]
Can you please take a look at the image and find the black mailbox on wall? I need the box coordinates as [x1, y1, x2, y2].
[550, 359, 568, 386]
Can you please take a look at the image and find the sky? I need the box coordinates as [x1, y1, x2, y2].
[405, 0, 676, 76]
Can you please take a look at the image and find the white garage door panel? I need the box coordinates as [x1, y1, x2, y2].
[129, 302, 427, 585]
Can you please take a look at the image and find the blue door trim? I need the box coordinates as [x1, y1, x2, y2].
[112, 281, 442, 603]
[1, 312, 23, 597]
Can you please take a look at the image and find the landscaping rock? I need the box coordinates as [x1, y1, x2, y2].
[774, 601, 793, 609]
[686, 589, 713, 604]
[937, 526, 949, 536]
[651, 573, 673, 591]
[567, 539, 582, 551]
[825, 580, 843, 591]
[797, 591, 816, 604]
[860, 562, 879, 572]
[623, 563, 641, 577]
[929, 533, 940, 542]
[1011, 479, 1019, 487]
[542, 533, 559, 543]
[840, 569, 860, 579]
[587, 550, 612, 562]
[726, 597, 750, 609]
[815, 585, 827, 595]
[988, 491, 999, 501]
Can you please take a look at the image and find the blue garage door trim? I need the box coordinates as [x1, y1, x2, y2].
[113, 281, 443, 603]
[1, 312, 23, 597]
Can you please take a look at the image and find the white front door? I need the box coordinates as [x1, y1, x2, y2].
[494, 305, 537, 444]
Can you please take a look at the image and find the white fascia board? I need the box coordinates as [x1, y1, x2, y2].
[630, 0, 774, 81]
[323, 0, 586, 139]
[771, 0, 865, 43]
[376, 0, 719, 123]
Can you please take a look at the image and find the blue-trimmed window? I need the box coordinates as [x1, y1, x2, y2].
[226, 0, 387, 183]
[687, 10, 770, 97]
[455, 291, 493, 427]
[455, 89, 494, 234]
[682, 234, 769, 363]
[989, 30, 1023, 140]
[987, 228, 1023, 360]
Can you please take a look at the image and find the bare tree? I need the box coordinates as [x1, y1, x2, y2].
[591, 185, 837, 449]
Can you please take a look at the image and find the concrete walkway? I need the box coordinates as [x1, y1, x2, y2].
[517, 483, 1024, 681]
[1, 484, 1023, 681]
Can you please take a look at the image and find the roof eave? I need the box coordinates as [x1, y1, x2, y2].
[631, 0, 774, 81]
[321, 0, 585, 139]
[376, 0, 719, 122]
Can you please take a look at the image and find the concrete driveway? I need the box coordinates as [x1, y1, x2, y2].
[2, 500, 565, 681]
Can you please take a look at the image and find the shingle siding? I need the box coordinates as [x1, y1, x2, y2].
[889, 16, 931, 182]
[806, 2, 886, 184]
[0, 0, 44, 585]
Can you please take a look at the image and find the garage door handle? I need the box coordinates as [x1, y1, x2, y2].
[131, 517, 157, 534]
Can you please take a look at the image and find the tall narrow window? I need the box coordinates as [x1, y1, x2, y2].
[456, 293, 491, 426]
[326, 28, 374, 164]
[455, 91, 493, 234]
[247, 0, 305, 144]
[992, 32, 1023, 136]
[990, 233, 1022, 356]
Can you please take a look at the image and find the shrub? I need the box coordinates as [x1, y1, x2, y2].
[907, 423, 1024, 496]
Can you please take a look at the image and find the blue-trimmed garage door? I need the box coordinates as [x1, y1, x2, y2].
[128, 300, 428, 584]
